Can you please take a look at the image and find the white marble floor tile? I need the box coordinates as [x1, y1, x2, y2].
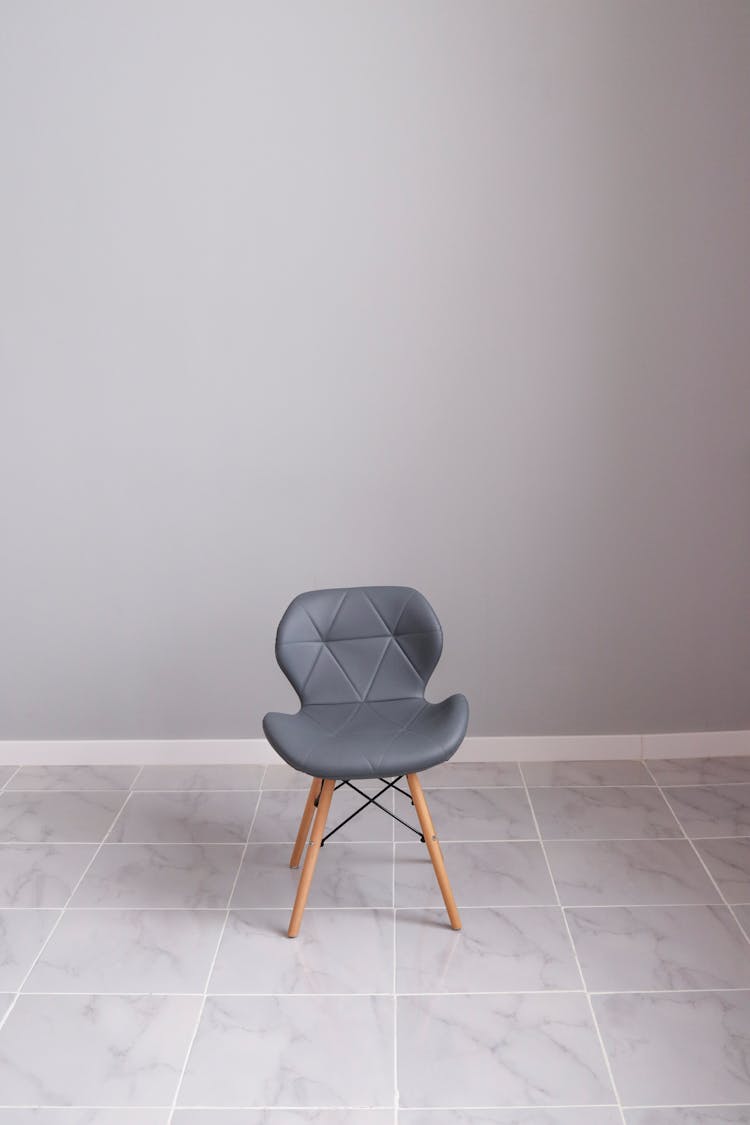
[0, 994, 12, 1019]
[398, 993, 613, 1107]
[545, 839, 722, 906]
[395, 787, 535, 842]
[25, 908, 225, 993]
[108, 791, 259, 844]
[395, 842, 556, 907]
[396, 906, 580, 992]
[210, 908, 393, 994]
[625, 1110, 750, 1124]
[0, 993, 201, 1105]
[400, 1112, 622, 1124]
[665, 785, 750, 837]
[135, 764, 265, 790]
[0, 1112, 168, 1123]
[232, 842, 393, 908]
[529, 787, 679, 840]
[566, 904, 750, 990]
[593, 990, 750, 1105]
[7, 766, 139, 791]
[522, 760, 652, 787]
[226, 844, 304, 908]
[0, 767, 18, 790]
[695, 838, 750, 902]
[0, 791, 126, 843]
[174, 1109, 393, 1123]
[71, 844, 243, 908]
[734, 904, 750, 936]
[262, 764, 316, 791]
[0, 845, 96, 907]
[421, 762, 523, 788]
[250, 787, 393, 843]
[0, 909, 60, 990]
[261, 768, 382, 794]
[178, 995, 394, 1107]
[648, 756, 750, 786]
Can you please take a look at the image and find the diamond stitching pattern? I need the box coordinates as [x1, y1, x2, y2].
[277, 588, 442, 705]
[266, 587, 468, 779]
[361, 590, 392, 634]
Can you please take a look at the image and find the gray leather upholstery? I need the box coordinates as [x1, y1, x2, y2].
[263, 586, 469, 779]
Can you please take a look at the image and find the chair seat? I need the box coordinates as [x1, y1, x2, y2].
[263, 693, 469, 780]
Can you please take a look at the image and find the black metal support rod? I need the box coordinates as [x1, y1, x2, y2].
[345, 782, 424, 839]
[320, 776, 424, 844]
[378, 778, 412, 799]
[321, 778, 399, 843]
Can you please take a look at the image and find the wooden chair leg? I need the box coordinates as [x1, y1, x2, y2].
[290, 777, 322, 868]
[406, 772, 462, 930]
[288, 778, 335, 938]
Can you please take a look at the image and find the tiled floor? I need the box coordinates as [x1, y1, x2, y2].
[0, 758, 749, 1122]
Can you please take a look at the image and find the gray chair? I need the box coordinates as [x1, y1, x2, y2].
[263, 585, 469, 936]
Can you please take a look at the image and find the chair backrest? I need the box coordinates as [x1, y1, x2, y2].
[275, 586, 443, 706]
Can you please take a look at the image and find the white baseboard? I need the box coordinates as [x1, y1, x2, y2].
[463, 734, 642, 762]
[0, 730, 748, 766]
[642, 729, 750, 759]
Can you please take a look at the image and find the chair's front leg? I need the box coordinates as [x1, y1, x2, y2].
[407, 772, 462, 930]
[289, 777, 322, 868]
[288, 777, 335, 938]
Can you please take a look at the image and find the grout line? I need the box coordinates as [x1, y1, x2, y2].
[2, 901, 748, 911]
[519, 764, 628, 1125]
[0, 1105, 749, 1113]
[0, 835, 729, 846]
[13, 1108, 750, 1116]
[0, 765, 22, 794]
[3, 787, 265, 795]
[526, 781, 750, 789]
[420, 783, 526, 790]
[0, 839, 401, 847]
[12, 986, 750, 997]
[618, 1104, 750, 1111]
[0, 836, 705, 846]
[657, 781, 750, 789]
[11, 833, 745, 846]
[7, 1111, 750, 1120]
[6, 834, 750, 849]
[0, 1105, 748, 1111]
[519, 783, 655, 789]
[6, 780, 750, 791]
[166, 765, 267, 1123]
[399, 836, 676, 844]
[642, 761, 750, 952]
[0, 765, 146, 1036]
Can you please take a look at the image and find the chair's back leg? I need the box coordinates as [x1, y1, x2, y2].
[406, 772, 462, 931]
[288, 777, 335, 938]
[290, 777, 322, 868]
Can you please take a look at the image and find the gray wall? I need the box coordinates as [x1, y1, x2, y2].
[2, 0, 749, 740]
